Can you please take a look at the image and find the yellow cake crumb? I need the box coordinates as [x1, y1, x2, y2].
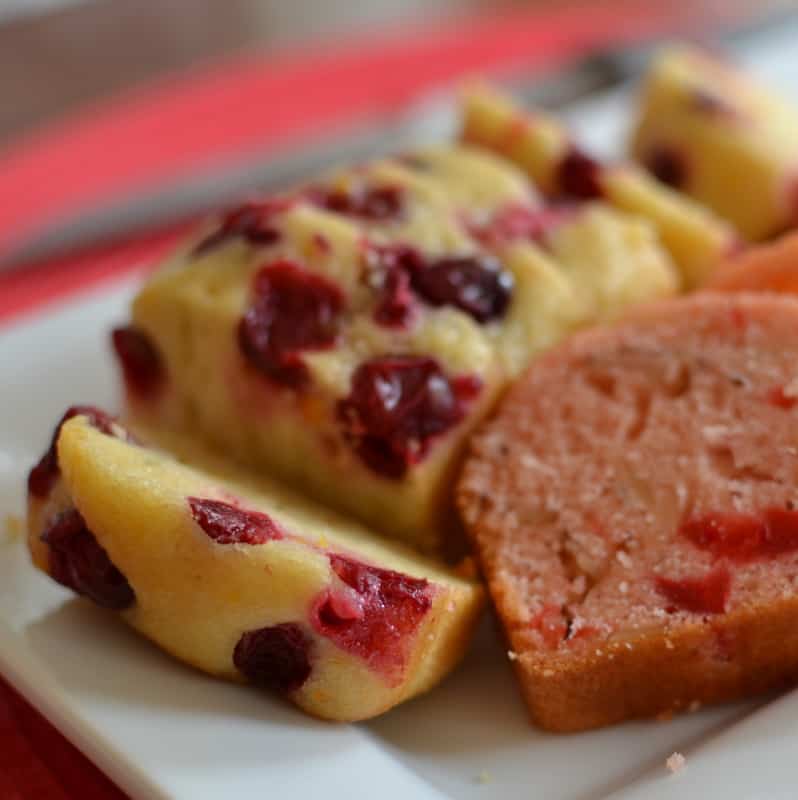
[666, 752, 686, 774]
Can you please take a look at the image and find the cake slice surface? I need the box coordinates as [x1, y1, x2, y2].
[458, 293, 798, 731]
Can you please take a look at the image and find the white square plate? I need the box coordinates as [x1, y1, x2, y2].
[4, 26, 798, 799]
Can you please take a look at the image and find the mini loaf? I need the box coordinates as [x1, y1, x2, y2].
[113, 144, 676, 552]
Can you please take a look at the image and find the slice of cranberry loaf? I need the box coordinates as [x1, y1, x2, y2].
[461, 83, 737, 289]
[115, 144, 676, 552]
[458, 292, 798, 732]
[632, 47, 798, 241]
[27, 408, 484, 721]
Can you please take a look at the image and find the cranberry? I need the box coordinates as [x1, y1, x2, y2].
[655, 566, 731, 614]
[238, 260, 345, 389]
[557, 147, 603, 199]
[645, 146, 687, 189]
[468, 203, 577, 248]
[338, 356, 479, 479]
[233, 623, 312, 693]
[41, 508, 135, 610]
[374, 266, 417, 328]
[193, 200, 287, 256]
[28, 406, 130, 499]
[311, 554, 431, 677]
[530, 604, 567, 648]
[410, 254, 513, 323]
[111, 325, 165, 400]
[366, 243, 513, 326]
[681, 509, 798, 562]
[767, 386, 798, 409]
[188, 497, 283, 545]
[310, 185, 404, 221]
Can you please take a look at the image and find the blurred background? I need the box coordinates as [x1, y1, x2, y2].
[0, 0, 777, 145]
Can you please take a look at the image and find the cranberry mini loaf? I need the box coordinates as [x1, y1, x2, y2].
[458, 293, 798, 732]
[632, 47, 798, 241]
[462, 84, 737, 288]
[27, 408, 484, 721]
[114, 144, 676, 552]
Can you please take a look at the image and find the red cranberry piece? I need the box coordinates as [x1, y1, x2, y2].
[188, 497, 284, 545]
[193, 200, 286, 256]
[41, 508, 135, 610]
[557, 147, 603, 199]
[468, 202, 577, 248]
[233, 623, 312, 693]
[655, 566, 731, 614]
[28, 406, 131, 500]
[681, 509, 798, 562]
[645, 146, 688, 189]
[111, 325, 165, 400]
[238, 260, 345, 389]
[410, 254, 513, 323]
[530, 603, 567, 648]
[338, 356, 479, 479]
[311, 185, 404, 222]
[767, 386, 798, 409]
[311, 554, 431, 677]
[374, 266, 417, 328]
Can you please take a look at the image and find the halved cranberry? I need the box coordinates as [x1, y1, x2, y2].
[311, 554, 431, 677]
[468, 202, 577, 248]
[410, 255, 513, 323]
[655, 566, 731, 614]
[645, 146, 688, 189]
[111, 325, 165, 400]
[28, 406, 131, 499]
[557, 147, 603, 199]
[188, 497, 284, 545]
[310, 184, 404, 222]
[681, 509, 798, 562]
[193, 200, 287, 256]
[338, 356, 479, 479]
[233, 623, 312, 693]
[41, 508, 135, 610]
[238, 260, 345, 389]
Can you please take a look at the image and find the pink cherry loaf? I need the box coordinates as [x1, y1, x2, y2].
[458, 292, 798, 731]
